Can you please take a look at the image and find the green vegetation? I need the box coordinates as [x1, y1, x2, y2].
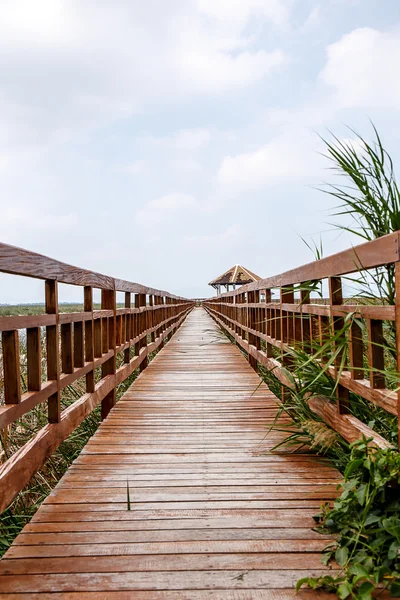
[0, 303, 126, 316]
[261, 126, 400, 598]
[298, 438, 400, 598]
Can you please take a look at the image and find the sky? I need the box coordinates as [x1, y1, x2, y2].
[1, 0, 400, 303]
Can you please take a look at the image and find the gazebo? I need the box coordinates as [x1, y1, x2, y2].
[208, 264, 261, 296]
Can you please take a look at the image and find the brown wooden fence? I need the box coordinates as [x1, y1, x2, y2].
[0, 243, 194, 512]
[203, 232, 400, 450]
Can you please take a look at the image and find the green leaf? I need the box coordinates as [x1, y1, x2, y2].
[335, 546, 349, 567]
[355, 483, 367, 506]
[349, 563, 369, 579]
[344, 458, 364, 479]
[364, 514, 380, 527]
[357, 581, 374, 600]
[382, 517, 400, 542]
[388, 541, 400, 560]
[338, 581, 352, 599]
[390, 580, 400, 597]
[296, 577, 312, 592]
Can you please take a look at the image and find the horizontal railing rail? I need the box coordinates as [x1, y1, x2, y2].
[0, 242, 194, 512]
[204, 231, 400, 450]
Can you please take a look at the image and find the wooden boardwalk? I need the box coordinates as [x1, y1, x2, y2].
[0, 308, 340, 598]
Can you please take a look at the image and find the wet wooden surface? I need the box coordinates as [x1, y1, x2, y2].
[0, 308, 340, 598]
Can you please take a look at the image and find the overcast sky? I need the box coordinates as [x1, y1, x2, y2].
[1, 0, 400, 303]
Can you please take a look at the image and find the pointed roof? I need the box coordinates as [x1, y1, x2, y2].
[208, 264, 261, 287]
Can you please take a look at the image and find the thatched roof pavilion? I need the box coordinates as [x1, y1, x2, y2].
[208, 264, 261, 295]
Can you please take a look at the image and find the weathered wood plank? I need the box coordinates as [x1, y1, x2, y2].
[0, 308, 337, 595]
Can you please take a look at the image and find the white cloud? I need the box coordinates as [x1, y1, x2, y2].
[116, 160, 147, 175]
[135, 193, 197, 226]
[144, 128, 212, 151]
[217, 132, 323, 193]
[320, 27, 400, 109]
[0, 0, 72, 47]
[0, 0, 288, 155]
[197, 0, 293, 29]
[179, 48, 286, 94]
[184, 224, 242, 249]
[299, 5, 321, 33]
[0, 208, 78, 243]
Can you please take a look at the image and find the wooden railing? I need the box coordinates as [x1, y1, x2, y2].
[204, 232, 400, 450]
[0, 243, 194, 512]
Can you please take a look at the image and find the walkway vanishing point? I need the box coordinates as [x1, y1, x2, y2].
[2, 233, 400, 597]
[0, 309, 340, 598]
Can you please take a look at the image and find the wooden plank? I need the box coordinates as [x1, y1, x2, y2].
[0, 308, 338, 596]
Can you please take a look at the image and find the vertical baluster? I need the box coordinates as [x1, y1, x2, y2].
[280, 285, 294, 366]
[248, 290, 257, 370]
[101, 288, 116, 420]
[367, 319, 385, 389]
[349, 319, 364, 380]
[159, 297, 165, 348]
[395, 261, 400, 444]
[293, 287, 302, 347]
[254, 290, 261, 352]
[115, 312, 122, 348]
[74, 322, 84, 368]
[84, 286, 94, 393]
[94, 312, 102, 359]
[45, 280, 60, 423]
[61, 322, 73, 374]
[300, 286, 311, 351]
[27, 327, 41, 392]
[329, 276, 350, 413]
[265, 289, 272, 357]
[101, 313, 108, 355]
[124, 292, 131, 364]
[149, 295, 155, 343]
[2, 330, 21, 403]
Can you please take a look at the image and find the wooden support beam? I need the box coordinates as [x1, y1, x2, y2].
[45, 279, 60, 423]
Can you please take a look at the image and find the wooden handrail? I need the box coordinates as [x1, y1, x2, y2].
[0, 242, 186, 298]
[0, 242, 194, 513]
[204, 232, 400, 450]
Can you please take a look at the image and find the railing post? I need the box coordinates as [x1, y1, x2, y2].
[265, 289, 272, 357]
[280, 285, 294, 367]
[329, 276, 350, 413]
[300, 285, 310, 351]
[395, 261, 400, 446]
[45, 280, 60, 423]
[101, 288, 116, 420]
[84, 286, 95, 393]
[27, 326, 41, 393]
[149, 295, 155, 343]
[2, 329, 21, 404]
[248, 289, 258, 371]
[124, 292, 131, 364]
[138, 293, 148, 372]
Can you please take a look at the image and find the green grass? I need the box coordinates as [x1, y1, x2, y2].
[0, 303, 127, 316]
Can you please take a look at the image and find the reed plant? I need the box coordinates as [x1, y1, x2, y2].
[262, 125, 400, 598]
